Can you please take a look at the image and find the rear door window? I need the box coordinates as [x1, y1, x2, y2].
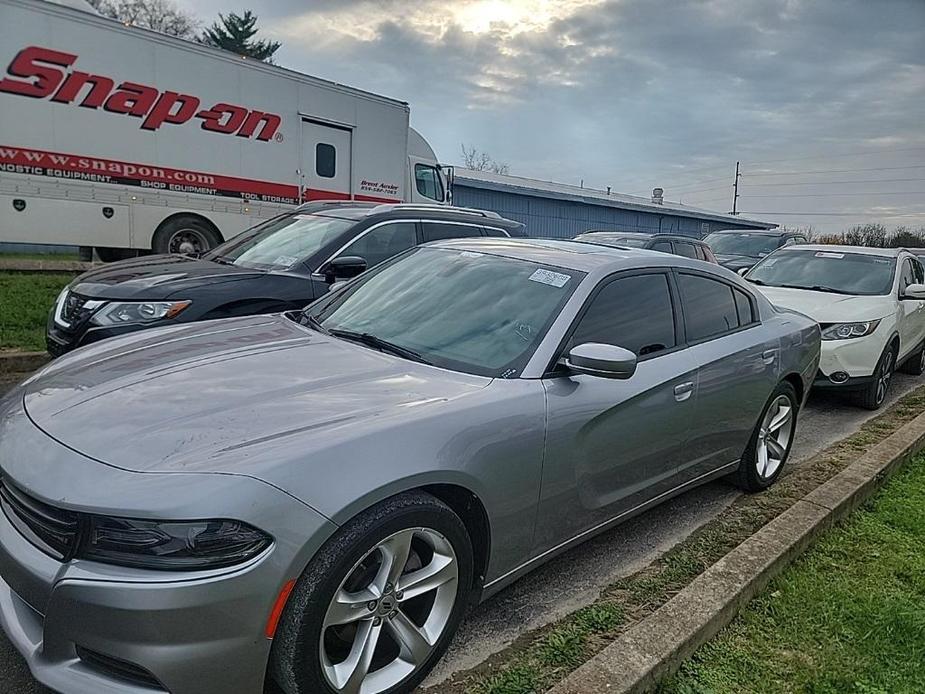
[650, 240, 673, 253]
[678, 273, 740, 341]
[674, 242, 699, 259]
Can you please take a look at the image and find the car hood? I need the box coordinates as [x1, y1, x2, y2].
[69, 254, 263, 300]
[755, 286, 892, 322]
[715, 253, 761, 269]
[22, 314, 490, 475]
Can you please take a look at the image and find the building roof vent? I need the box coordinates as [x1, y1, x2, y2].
[651, 187, 664, 205]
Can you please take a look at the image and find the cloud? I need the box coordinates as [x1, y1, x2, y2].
[180, 0, 925, 230]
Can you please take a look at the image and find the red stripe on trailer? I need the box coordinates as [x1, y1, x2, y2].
[0, 145, 402, 205]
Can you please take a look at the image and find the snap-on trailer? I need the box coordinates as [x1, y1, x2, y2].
[0, 0, 448, 259]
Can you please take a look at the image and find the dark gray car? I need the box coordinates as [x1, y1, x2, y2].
[0, 239, 820, 694]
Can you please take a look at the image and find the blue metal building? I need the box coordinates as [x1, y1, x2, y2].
[452, 169, 775, 238]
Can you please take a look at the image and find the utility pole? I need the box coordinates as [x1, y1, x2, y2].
[732, 161, 740, 215]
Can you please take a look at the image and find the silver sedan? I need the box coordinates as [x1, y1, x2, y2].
[0, 238, 820, 694]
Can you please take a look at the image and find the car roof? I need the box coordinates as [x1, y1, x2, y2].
[775, 244, 906, 257]
[427, 237, 715, 274]
[297, 201, 524, 230]
[709, 229, 792, 236]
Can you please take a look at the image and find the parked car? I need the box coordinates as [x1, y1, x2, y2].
[45, 202, 525, 356]
[573, 231, 718, 263]
[704, 229, 809, 273]
[1, 238, 819, 694]
[745, 245, 925, 409]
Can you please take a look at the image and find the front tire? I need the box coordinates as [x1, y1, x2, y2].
[270, 491, 473, 694]
[856, 343, 896, 410]
[734, 381, 798, 492]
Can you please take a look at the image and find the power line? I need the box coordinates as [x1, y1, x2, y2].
[740, 211, 925, 217]
[743, 164, 925, 177]
[740, 177, 925, 187]
[745, 145, 925, 166]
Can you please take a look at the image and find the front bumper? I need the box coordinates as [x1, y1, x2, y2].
[46, 309, 151, 357]
[0, 401, 337, 694]
[813, 333, 886, 388]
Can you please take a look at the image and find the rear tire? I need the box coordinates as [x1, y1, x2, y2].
[900, 341, 925, 376]
[269, 491, 474, 694]
[734, 381, 798, 492]
[856, 343, 896, 410]
[152, 215, 221, 255]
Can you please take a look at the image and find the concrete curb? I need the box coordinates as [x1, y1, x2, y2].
[0, 351, 49, 374]
[0, 258, 92, 273]
[549, 409, 925, 694]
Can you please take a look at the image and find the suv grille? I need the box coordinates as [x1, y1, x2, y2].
[0, 478, 80, 560]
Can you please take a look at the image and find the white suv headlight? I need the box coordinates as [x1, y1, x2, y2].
[91, 300, 191, 326]
[821, 320, 881, 341]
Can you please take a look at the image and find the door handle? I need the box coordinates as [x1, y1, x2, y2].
[674, 382, 694, 402]
[762, 349, 777, 363]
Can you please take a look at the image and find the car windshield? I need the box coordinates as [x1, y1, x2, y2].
[746, 249, 896, 296]
[705, 233, 780, 257]
[203, 213, 353, 270]
[305, 247, 583, 377]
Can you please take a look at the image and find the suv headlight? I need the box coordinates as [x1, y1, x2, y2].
[79, 516, 272, 570]
[821, 320, 881, 341]
[90, 300, 191, 326]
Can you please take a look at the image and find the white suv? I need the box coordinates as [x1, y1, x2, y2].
[745, 245, 925, 409]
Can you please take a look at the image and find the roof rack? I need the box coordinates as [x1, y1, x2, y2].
[368, 203, 502, 219]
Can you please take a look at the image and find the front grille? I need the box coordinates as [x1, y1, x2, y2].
[0, 478, 80, 560]
[76, 646, 166, 690]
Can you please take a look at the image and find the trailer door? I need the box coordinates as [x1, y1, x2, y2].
[301, 119, 352, 201]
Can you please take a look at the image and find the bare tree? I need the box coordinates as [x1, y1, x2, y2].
[88, 0, 200, 39]
[460, 144, 510, 175]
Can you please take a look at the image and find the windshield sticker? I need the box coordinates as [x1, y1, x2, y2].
[460, 251, 484, 258]
[529, 269, 570, 288]
[274, 255, 300, 266]
[815, 252, 845, 259]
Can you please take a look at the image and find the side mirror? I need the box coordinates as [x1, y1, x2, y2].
[324, 255, 367, 284]
[563, 343, 637, 380]
[901, 283, 925, 300]
[737, 267, 749, 276]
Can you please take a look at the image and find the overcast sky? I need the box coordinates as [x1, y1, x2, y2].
[180, 0, 924, 232]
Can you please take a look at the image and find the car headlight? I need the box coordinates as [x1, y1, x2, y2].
[821, 320, 881, 341]
[90, 300, 191, 326]
[78, 516, 272, 570]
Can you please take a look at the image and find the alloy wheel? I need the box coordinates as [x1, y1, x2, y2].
[876, 349, 894, 406]
[319, 528, 459, 694]
[167, 227, 210, 255]
[756, 394, 794, 479]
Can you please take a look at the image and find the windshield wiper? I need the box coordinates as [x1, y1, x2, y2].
[209, 255, 234, 265]
[745, 277, 765, 285]
[780, 284, 853, 295]
[329, 329, 432, 365]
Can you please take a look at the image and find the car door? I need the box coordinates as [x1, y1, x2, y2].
[536, 270, 699, 551]
[896, 257, 925, 359]
[677, 271, 780, 477]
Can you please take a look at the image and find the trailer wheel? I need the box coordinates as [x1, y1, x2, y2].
[153, 216, 221, 255]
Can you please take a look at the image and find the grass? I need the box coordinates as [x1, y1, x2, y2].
[663, 455, 925, 694]
[0, 251, 80, 262]
[435, 386, 925, 694]
[0, 272, 72, 351]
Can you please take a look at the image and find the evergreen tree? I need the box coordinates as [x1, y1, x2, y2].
[201, 11, 281, 63]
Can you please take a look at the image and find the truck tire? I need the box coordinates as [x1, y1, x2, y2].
[152, 216, 221, 255]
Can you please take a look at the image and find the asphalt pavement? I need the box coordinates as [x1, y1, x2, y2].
[0, 373, 921, 693]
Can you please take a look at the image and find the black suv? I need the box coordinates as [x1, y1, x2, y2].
[573, 231, 718, 263]
[46, 202, 526, 356]
[703, 229, 808, 273]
